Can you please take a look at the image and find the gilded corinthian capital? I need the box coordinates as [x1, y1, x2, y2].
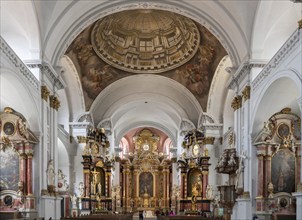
[231, 95, 242, 111]
[41, 85, 50, 101]
[242, 86, 251, 102]
[49, 95, 61, 111]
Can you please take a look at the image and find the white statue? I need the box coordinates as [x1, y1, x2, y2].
[78, 182, 84, 197]
[206, 185, 213, 200]
[97, 182, 102, 195]
[47, 160, 55, 186]
[70, 194, 77, 209]
[228, 151, 236, 166]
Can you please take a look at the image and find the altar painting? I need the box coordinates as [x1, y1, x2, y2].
[0, 147, 19, 191]
[187, 168, 202, 197]
[272, 149, 295, 193]
[139, 172, 153, 197]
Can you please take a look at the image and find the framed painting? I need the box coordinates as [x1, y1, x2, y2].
[271, 149, 295, 193]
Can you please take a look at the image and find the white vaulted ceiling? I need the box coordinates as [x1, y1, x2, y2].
[1, 0, 300, 145]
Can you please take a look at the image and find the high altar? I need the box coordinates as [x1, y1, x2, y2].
[120, 129, 171, 212]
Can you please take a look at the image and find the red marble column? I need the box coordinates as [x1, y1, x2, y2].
[163, 169, 167, 207]
[202, 171, 208, 199]
[19, 151, 27, 195]
[84, 172, 89, 197]
[257, 154, 264, 197]
[180, 172, 185, 199]
[264, 155, 272, 197]
[26, 150, 33, 195]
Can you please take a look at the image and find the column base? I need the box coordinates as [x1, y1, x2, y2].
[232, 196, 252, 220]
[40, 195, 62, 219]
[292, 192, 302, 220]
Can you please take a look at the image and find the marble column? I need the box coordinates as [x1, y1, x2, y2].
[256, 154, 264, 198]
[202, 170, 208, 199]
[19, 150, 27, 195]
[264, 154, 272, 197]
[180, 171, 186, 199]
[26, 149, 34, 195]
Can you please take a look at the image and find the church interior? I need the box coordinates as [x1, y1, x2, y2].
[0, 1, 301, 220]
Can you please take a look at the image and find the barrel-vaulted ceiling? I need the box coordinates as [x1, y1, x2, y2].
[65, 9, 227, 111]
[1, 1, 300, 140]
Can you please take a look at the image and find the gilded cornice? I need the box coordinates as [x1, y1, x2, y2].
[49, 95, 61, 111]
[41, 85, 50, 102]
[242, 86, 251, 102]
[231, 95, 242, 111]
[0, 36, 39, 90]
[252, 28, 301, 91]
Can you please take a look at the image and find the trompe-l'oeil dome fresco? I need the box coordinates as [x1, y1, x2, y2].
[66, 9, 227, 111]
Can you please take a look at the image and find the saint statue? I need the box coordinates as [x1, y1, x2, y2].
[47, 160, 55, 186]
[206, 185, 213, 200]
[97, 182, 102, 195]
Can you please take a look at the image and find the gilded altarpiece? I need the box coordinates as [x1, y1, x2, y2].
[0, 107, 38, 218]
[253, 108, 301, 219]
[177, 129, 212, 214]
[80, 128, 114, 213]
[120, 129, 172, 212]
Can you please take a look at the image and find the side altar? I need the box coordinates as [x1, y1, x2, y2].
[79, 127, 114, 214]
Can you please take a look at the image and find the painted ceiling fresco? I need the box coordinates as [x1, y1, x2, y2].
[66, 10, 227, 111]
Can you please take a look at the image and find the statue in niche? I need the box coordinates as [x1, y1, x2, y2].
[97, 182, 102, 195]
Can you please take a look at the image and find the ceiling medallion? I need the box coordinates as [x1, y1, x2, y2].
[91, 9, 200, 73]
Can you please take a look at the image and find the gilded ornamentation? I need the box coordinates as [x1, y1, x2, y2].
[297, 182, 302, 192]
[4, 107, 14, 113]
[203, 136, 215, 145]
[41, 85, 50, 102]
[280, 107, 291, 114]
[77, 136, 87, 143]
[17, 118, 29, 139]
[231, 95, 242, 111]
[49, 95, 61, 111]
[299, 19, 302, 29]
[134, 129, 159, 154]
[242, 86, 251, 102]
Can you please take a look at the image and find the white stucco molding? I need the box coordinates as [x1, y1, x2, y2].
[227, 60, 266, 90]
[26, 62, 66, 91]
[179, 119, 196, 136]
[0, 36, 39, 90]
[252, 28, 301, 91]
[97, 118, 112, 136]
